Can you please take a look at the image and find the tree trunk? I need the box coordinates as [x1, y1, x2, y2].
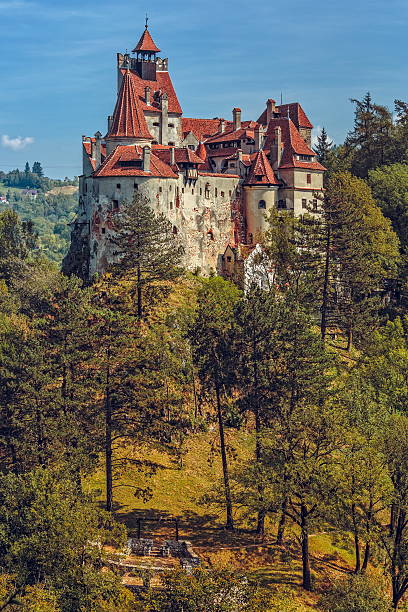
[301, 503, 312, 591]
[105, 345, 113, 512]
[361, 541, 370, 573]
[137, 264, 142, 321]
[321, 222, 331, 342]
[351, 503, 361, 573]
[253, 340, 265, 537]
[214, 376, 234, 531]
[346, 325, 353, 352]
[276, 497, 288, 545]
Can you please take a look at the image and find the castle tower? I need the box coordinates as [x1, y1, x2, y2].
[105, 69, 152, 155]
[244, 150, 280, 243]
[132, 21, 161, 81]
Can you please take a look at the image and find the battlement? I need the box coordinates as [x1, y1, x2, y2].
[117, 54, 168, 73]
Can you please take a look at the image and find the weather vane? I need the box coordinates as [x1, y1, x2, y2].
[145, 13, 149, 29]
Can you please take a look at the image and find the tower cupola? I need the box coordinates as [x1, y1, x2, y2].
[132, 20, 161, 80]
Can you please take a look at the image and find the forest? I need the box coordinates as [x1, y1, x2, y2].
[0, 94, 408, 611]
[0, 161, 78, 264]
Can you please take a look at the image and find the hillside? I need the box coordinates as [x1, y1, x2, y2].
[0, 181, 77, 264]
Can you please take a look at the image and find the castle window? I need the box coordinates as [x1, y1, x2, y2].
[116, 183, 121, 189]
[278, 199, 286, 209]
[152, 140, 158, 145]
[101, 227, 106, 234]
[313, 199, 318, 211]
[159, 186, 162, 193]
[169, 185, 172, 191]
[229, 190, 232, 197]
[221, 191, 225, 197]
[153, 122, 159, 127]
[229, 163, 236, 168]
[227, 256, 232, 262]
[307, 173, 312, 184]
[134, 183, 139, 190]
[188, 145, 195, 150]
[173, 225, 178, 234]
[170, 201, 173, 209]
[112, 199, 119, 209]
[200, 188, 202, 195]
[192, 188, 194, 195]
[182, 188, 184, 194]
[215, 188, 218, 197]
[302, 198, 307, 209]
[168, 123, 175, 128]
[85, 183, 87, 192]
[258, 199, 266, 209]
[168, 141, 175, 146]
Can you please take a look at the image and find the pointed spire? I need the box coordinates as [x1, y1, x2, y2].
[196, 142, 207, 162]
[108, 71, 152, 140]
[246, 150, 279, 185]
[132, 25, 161, 53]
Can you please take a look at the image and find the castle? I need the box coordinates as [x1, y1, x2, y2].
[63, 23, 325, 280]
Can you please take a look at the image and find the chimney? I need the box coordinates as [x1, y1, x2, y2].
[94, 131, 102, 168]
[238, 149, 243, 162]
[145, 86, 151, 105]
[266, 99, 276, 124]
[143, 146, 151, 172]
[273, 127, 282, 168]
[233, 108, 241, 131]
[254, 125, 264, 150]
[108, 115, 113, 133]
[170, 146, 175, 166]
[220, 119, 226, 134]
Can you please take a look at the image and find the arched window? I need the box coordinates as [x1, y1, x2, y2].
[258, 199, 266, 209]
[173, 226, 178, 234]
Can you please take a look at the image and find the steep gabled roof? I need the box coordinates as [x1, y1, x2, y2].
[245, 150, 279, 185]
[257, 102, 313, 129]
[263, 118, 325, 170]
[182, 118, 223, 141]
[108, 71, 152, 139]
[132, 27, 161, 53]
[124, 69, 183, 115]
[93, 145, 177, 178]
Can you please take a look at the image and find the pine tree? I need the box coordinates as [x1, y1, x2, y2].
[31, 161, 44, 177]
[111, 193, 184, 320]
[314, 127, 333, 173]
[24, 162, 30, 174]
[189, 277, 242, 530]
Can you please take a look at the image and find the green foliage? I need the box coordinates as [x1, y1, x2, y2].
[111, 192, 184, 319]
[138, 568, 268, 611]
[320, 574, 391, 612]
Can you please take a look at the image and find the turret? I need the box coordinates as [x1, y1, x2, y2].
[132, 21, 161, 81]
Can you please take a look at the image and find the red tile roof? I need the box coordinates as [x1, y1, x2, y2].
[245, 150, 279, 185]
[278, 103, 313, 129]
[125, 69, 182, 115]
[108, 71, 152, 140]
[263, 118, 324, 170]
[153, 146, 204, 165]
[205, 126, 255, 144]
[132, 27, 161, 53]
[199, 172, 239, 178]
[83, 140, 107, 170]
[93, 145, 177, 178]
[181, 118, 223, 141]
[206, 146, 240, 158]
[257, 102, 313, 129]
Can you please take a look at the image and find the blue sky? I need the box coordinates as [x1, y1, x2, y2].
[0, 0, 407, 178]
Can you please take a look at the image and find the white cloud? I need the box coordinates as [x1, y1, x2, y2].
[1, 135, 34, 151]
[0, 1, 33, 10]
[312, 126, 335, 149]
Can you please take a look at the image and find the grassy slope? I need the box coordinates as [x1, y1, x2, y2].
[89, 430, 355, 611]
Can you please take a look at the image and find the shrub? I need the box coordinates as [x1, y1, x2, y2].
[320, 574, 391, 612]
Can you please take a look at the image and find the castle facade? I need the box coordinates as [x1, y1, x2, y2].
[63, 24, 325, 279]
